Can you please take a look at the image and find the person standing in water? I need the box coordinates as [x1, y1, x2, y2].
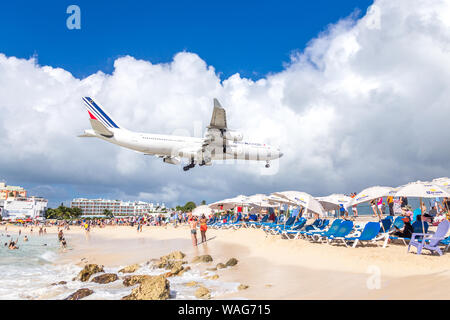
[199, 214, 208, 243]
[188, 214, 198, 246]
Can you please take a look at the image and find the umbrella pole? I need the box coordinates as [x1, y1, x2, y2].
[420, 197, 425, 234]
[375, 199, 385, 232]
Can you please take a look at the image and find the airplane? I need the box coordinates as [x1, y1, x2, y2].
[79, 97, 283, 171]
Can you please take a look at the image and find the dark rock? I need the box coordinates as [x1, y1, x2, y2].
[64, 288, 94, 300]
[225, 258, 238, 267]
[76, 264, 104, 282]
[91, 273, 118, 284]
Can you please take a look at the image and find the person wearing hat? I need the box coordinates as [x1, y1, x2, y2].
[392, 216, 414, 238]
[401, 205, 413, 220]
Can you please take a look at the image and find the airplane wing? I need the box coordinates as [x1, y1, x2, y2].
[208, 98, 227, 130]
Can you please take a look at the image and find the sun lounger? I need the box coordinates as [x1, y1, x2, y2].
[266, 216, 297, 235]
[440, 236, 450, 253]
[308, 219, 343, 241]
[383, 219, 429, 247]
[408, 220, 450, 256]
[278, 218, 308, 238]
[344, 222, 381, 248]
[247, 214, 269, 228]
[295, 219, 330, 239]
[325, 220, 354, 245]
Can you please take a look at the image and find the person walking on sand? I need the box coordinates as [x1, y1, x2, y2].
[387, 195, 394, 216]
[188, 214, 198, 246]
[199, 214, 208, 243]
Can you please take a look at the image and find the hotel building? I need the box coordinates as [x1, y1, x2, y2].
[71, 198, 165, 217]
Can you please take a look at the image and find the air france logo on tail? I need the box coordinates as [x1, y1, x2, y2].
[82, 97, 120, 129]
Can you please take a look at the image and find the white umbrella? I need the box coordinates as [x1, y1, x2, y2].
[395, 181, 450, 198]
[272, 191, 325, 216]
[350, 186, 394, 232]
[350, 186, 394, 206]
[395, 181, 450, 233]
[247, 194, 278, 208]
[316, 194, 353, 212]
[267, 194, 297, 206]
[192, 205, 212, 216]
[208, 195, 249, 210]
[432, 177, 450, 191]
[208, 199, 235, 210]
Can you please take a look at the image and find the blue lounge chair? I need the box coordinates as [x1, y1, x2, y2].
[304, 219, 323, 231]
[308, 219, 343, 242]
[267, 216, 297, 234]
[296, 219, 330, 239]
[226, 213, 243, 229]
[326, 220, 354, 245]
[280, 218, 308, 239]
[440, 236, 450, 253]
[248, 214, 269, 228]
[344, 222, 381, 248]
[408, 220, 450, 256]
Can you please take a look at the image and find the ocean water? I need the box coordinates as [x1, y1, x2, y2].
[0, 231, 241, 300]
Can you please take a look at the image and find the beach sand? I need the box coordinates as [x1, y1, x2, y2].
[6, 221, 450, 299]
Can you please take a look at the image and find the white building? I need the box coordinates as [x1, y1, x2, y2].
[71, 199, 164, 217]
[2, 197, 48, 220]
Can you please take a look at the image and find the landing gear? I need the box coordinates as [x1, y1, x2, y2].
[265, 161, 270, 168]
[199, 160, 206, 166]
[183, 160, 196, 171]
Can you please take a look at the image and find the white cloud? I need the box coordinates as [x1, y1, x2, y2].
[1, 0, 450, 207]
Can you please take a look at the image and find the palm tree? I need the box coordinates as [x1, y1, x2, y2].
[103, 209, 113, 218]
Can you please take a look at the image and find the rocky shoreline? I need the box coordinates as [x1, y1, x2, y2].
[62, 251, 247, 300]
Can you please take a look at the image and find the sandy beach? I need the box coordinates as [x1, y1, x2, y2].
[6, 218, 449, 300]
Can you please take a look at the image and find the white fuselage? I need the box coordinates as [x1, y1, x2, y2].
[84, 128, 282, 163]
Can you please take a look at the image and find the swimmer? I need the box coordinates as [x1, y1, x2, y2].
[24, 235, 28, 242]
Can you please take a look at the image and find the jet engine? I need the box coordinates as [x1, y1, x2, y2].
[163, 156, 181, 165]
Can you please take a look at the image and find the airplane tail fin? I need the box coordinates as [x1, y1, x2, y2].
[81, 97, 121, 137]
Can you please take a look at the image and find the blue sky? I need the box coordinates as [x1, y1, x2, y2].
[0, 0, 373, 80]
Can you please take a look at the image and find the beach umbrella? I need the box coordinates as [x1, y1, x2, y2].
[316, 194, 353, 212]
[272, 191, 325, 216]
[432, 177, 450, 192]
[350, 186, 395, 206]
[350, 186, 395, 232]
[208, 199, 235, 210]
[395, 181, 450, 233]
[247, 194, 278, 208]
[192, 205, 212, 217]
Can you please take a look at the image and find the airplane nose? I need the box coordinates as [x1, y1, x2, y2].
[279, 152, 284, 158]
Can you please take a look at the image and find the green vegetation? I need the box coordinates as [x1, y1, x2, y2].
[175, 201, 197, 212]
[103, 209, 113, 218]
[45, 204, 83, 220]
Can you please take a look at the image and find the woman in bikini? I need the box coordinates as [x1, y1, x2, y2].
[199, 214, 208, 243]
